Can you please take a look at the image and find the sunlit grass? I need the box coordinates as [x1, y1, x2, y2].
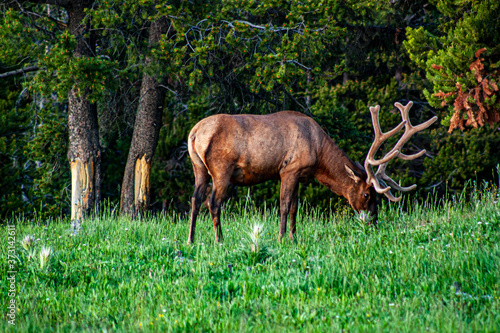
[1, 184, 499, 332]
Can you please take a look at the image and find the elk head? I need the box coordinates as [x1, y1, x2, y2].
[344, 162, 378, 221]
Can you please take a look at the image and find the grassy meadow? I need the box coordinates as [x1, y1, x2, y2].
[1, 183, 500, 332]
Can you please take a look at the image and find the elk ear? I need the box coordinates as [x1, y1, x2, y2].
[345, 165, 362, 183]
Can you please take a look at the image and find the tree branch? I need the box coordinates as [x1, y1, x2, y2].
[14, 0, 72, 6]
[0, 66, 39, 78]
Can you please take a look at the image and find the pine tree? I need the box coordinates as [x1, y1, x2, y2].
[404, 0, 500, 132]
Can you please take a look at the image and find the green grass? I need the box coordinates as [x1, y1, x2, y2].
[1, 185, 500, 332]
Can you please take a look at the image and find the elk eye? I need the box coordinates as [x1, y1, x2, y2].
[364, 193, 369, 199]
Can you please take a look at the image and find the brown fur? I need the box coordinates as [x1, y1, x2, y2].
[187, 111, 377, 244]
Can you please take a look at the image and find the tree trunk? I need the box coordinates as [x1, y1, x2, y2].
[120, 17, 169, 216]
[66, 1, 101, 228]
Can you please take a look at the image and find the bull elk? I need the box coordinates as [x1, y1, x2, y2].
[187, 101, 437, 244]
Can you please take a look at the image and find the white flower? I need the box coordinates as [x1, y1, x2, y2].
[354, 211, 374, 224]
[477, 222, 482, 225]
[389, 251, 393, 254]
[249, 223, 265, 248]
[389, 303, 395, 306]
[21, 235, 35, 251]
[39, 247, 52, 269]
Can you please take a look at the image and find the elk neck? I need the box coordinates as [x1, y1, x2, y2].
[314, 137, 360, 198]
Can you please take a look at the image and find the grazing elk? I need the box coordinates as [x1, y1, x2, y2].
[187, 101, 437, 244]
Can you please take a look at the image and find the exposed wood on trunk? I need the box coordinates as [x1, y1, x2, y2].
[134, 155, 152, 213]
[70, 157, 97, 223]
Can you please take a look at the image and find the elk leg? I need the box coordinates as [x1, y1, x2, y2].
[289, 185, 299, 241]
[279, 176, 299, 242]
[208, 179, 229, 244]
[188, 166, 209, 245]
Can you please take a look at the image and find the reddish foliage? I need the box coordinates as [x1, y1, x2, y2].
[431, 64, 444, 71]
[432, 48, 500, 132]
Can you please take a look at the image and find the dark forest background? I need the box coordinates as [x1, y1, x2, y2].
[1, 0, 499, 220]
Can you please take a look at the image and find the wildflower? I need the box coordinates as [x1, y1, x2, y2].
[354, 210, 374, 224]
[21, 235, 35, 252]
[162, 238, 166, 241]
[39, 247, 52, 269]
[389, 250, 393, 254]
[389, 303, 395, 306]
[125, 228, 129, 231]
[250, 224, 265, 244]
[477, 222, 482, 225]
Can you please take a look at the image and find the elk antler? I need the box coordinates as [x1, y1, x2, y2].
[364, 101, 438, 202]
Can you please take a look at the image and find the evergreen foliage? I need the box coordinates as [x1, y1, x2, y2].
[0, 78, 30, 218]
[0, 0, 498, 218]
[404, 0, 500, 131]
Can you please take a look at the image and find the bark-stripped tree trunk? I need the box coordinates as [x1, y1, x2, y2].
[66, 1, 101, 228]
[120, 17, 169, 216]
